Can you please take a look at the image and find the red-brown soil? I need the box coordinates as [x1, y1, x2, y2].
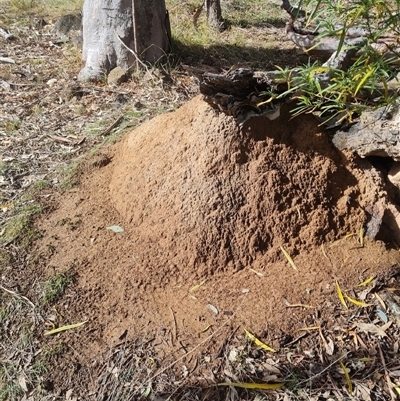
[34, 96, 400, 391]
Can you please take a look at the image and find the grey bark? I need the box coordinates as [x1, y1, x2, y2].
[78, 0, 134, 81]
[206, 0, 225, 31]
[332, 105, 400, 160]
[78, 0, 171, 82]
[132, 0, 171, 63]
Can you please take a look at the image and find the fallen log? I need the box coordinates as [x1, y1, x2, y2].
[200, 68, 290, 126]
[0, 27, 16, 40]
[332, 105, 400, 160]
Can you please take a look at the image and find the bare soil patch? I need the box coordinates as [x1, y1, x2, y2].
[32, 96, 400, 396]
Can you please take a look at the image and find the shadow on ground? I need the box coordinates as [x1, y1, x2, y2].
[172, 39, 309, 71]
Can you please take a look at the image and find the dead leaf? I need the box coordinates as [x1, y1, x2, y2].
[190, 280, 206, 292]
[358, 276, 374, 287]
[18, 374, 28, 392]
[218, 382, 284, 390]
[339, 360, 353, 394]
[280, 246, 298, 271]
[336, 281, 348, 310]
[354, 382, 371, 401]
[262, 362, 282, 375]
[66, 389, 73, 401]
[207, 303, 219, 315]
[375, 293, 387, 310]
[200, 324, 213, 333]
[44, 321, 87, 336]
[380, 320, 392, 332]
[249, 268, 264, 277]
[343, 292, 371, 308]
[356, 322, 387, 337]
[319, 329, 334, 355]
[245, 329, 276, 352]
[106, 225, 124, 233]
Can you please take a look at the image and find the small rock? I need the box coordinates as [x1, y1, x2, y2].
[388, 162, 400, 189]
[54, 14, 82, 37]
[47, 78, 57, 86]
[34, 17, 47, 28]
[107, 66, 128, 85]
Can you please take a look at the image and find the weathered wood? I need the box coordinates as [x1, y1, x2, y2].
[0, 27, 16, 41]
[332, 105, 400, 160]
[200, 68, 289, 125]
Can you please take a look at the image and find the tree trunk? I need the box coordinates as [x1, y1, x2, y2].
[132, 0, 171, 64]
[78, 0, 171, 82]
[205, 0, 225, 31]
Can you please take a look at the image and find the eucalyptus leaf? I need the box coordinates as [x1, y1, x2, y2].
[106, 225, 124, 233]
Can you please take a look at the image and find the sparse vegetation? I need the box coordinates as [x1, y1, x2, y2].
[277, 0, 400, 124]
[168, 0, 296, 68]
[6, 0, 83, 17]
[42, 271, 75, 304]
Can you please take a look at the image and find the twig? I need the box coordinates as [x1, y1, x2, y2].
[169, 306, 177, 346]
[47, 134, 77, 144]
[102, 115, 124, 136]
[378, 343, 397, 401]
[193, 1, 205, 30]
[297, 351, 351, 385]
[284, 331, 308, 347]
[0, 57, 15, 64]
[146, 293, 248, 384]
[113, 30, 149, 72]
[283, 297, 313, 309]
[0, 284, 35, 308]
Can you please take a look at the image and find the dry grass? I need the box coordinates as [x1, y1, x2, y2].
[5, 0, 83, 19]
[167, 0, 302, 69]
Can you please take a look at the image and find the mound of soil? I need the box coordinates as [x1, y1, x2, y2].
[110, 96, 368, 276]
[36, 96, 399, 368]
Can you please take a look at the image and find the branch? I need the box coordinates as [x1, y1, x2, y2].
[0, 27, 17, 40]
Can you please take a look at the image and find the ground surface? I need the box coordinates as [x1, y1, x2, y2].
[2, 1, 400, 400]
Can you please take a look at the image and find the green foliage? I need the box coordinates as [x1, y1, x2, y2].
[1, 206, 43, 247]
[283, 0, 400, 123]
[42, 271, 75, 304]
[0, 363, 24, 401]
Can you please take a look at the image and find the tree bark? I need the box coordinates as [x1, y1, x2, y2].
[332, 105, 400, 160]
[78, 0, 171, 82]
[205, 0, 225, 31]
[132, 0, 171, 64]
